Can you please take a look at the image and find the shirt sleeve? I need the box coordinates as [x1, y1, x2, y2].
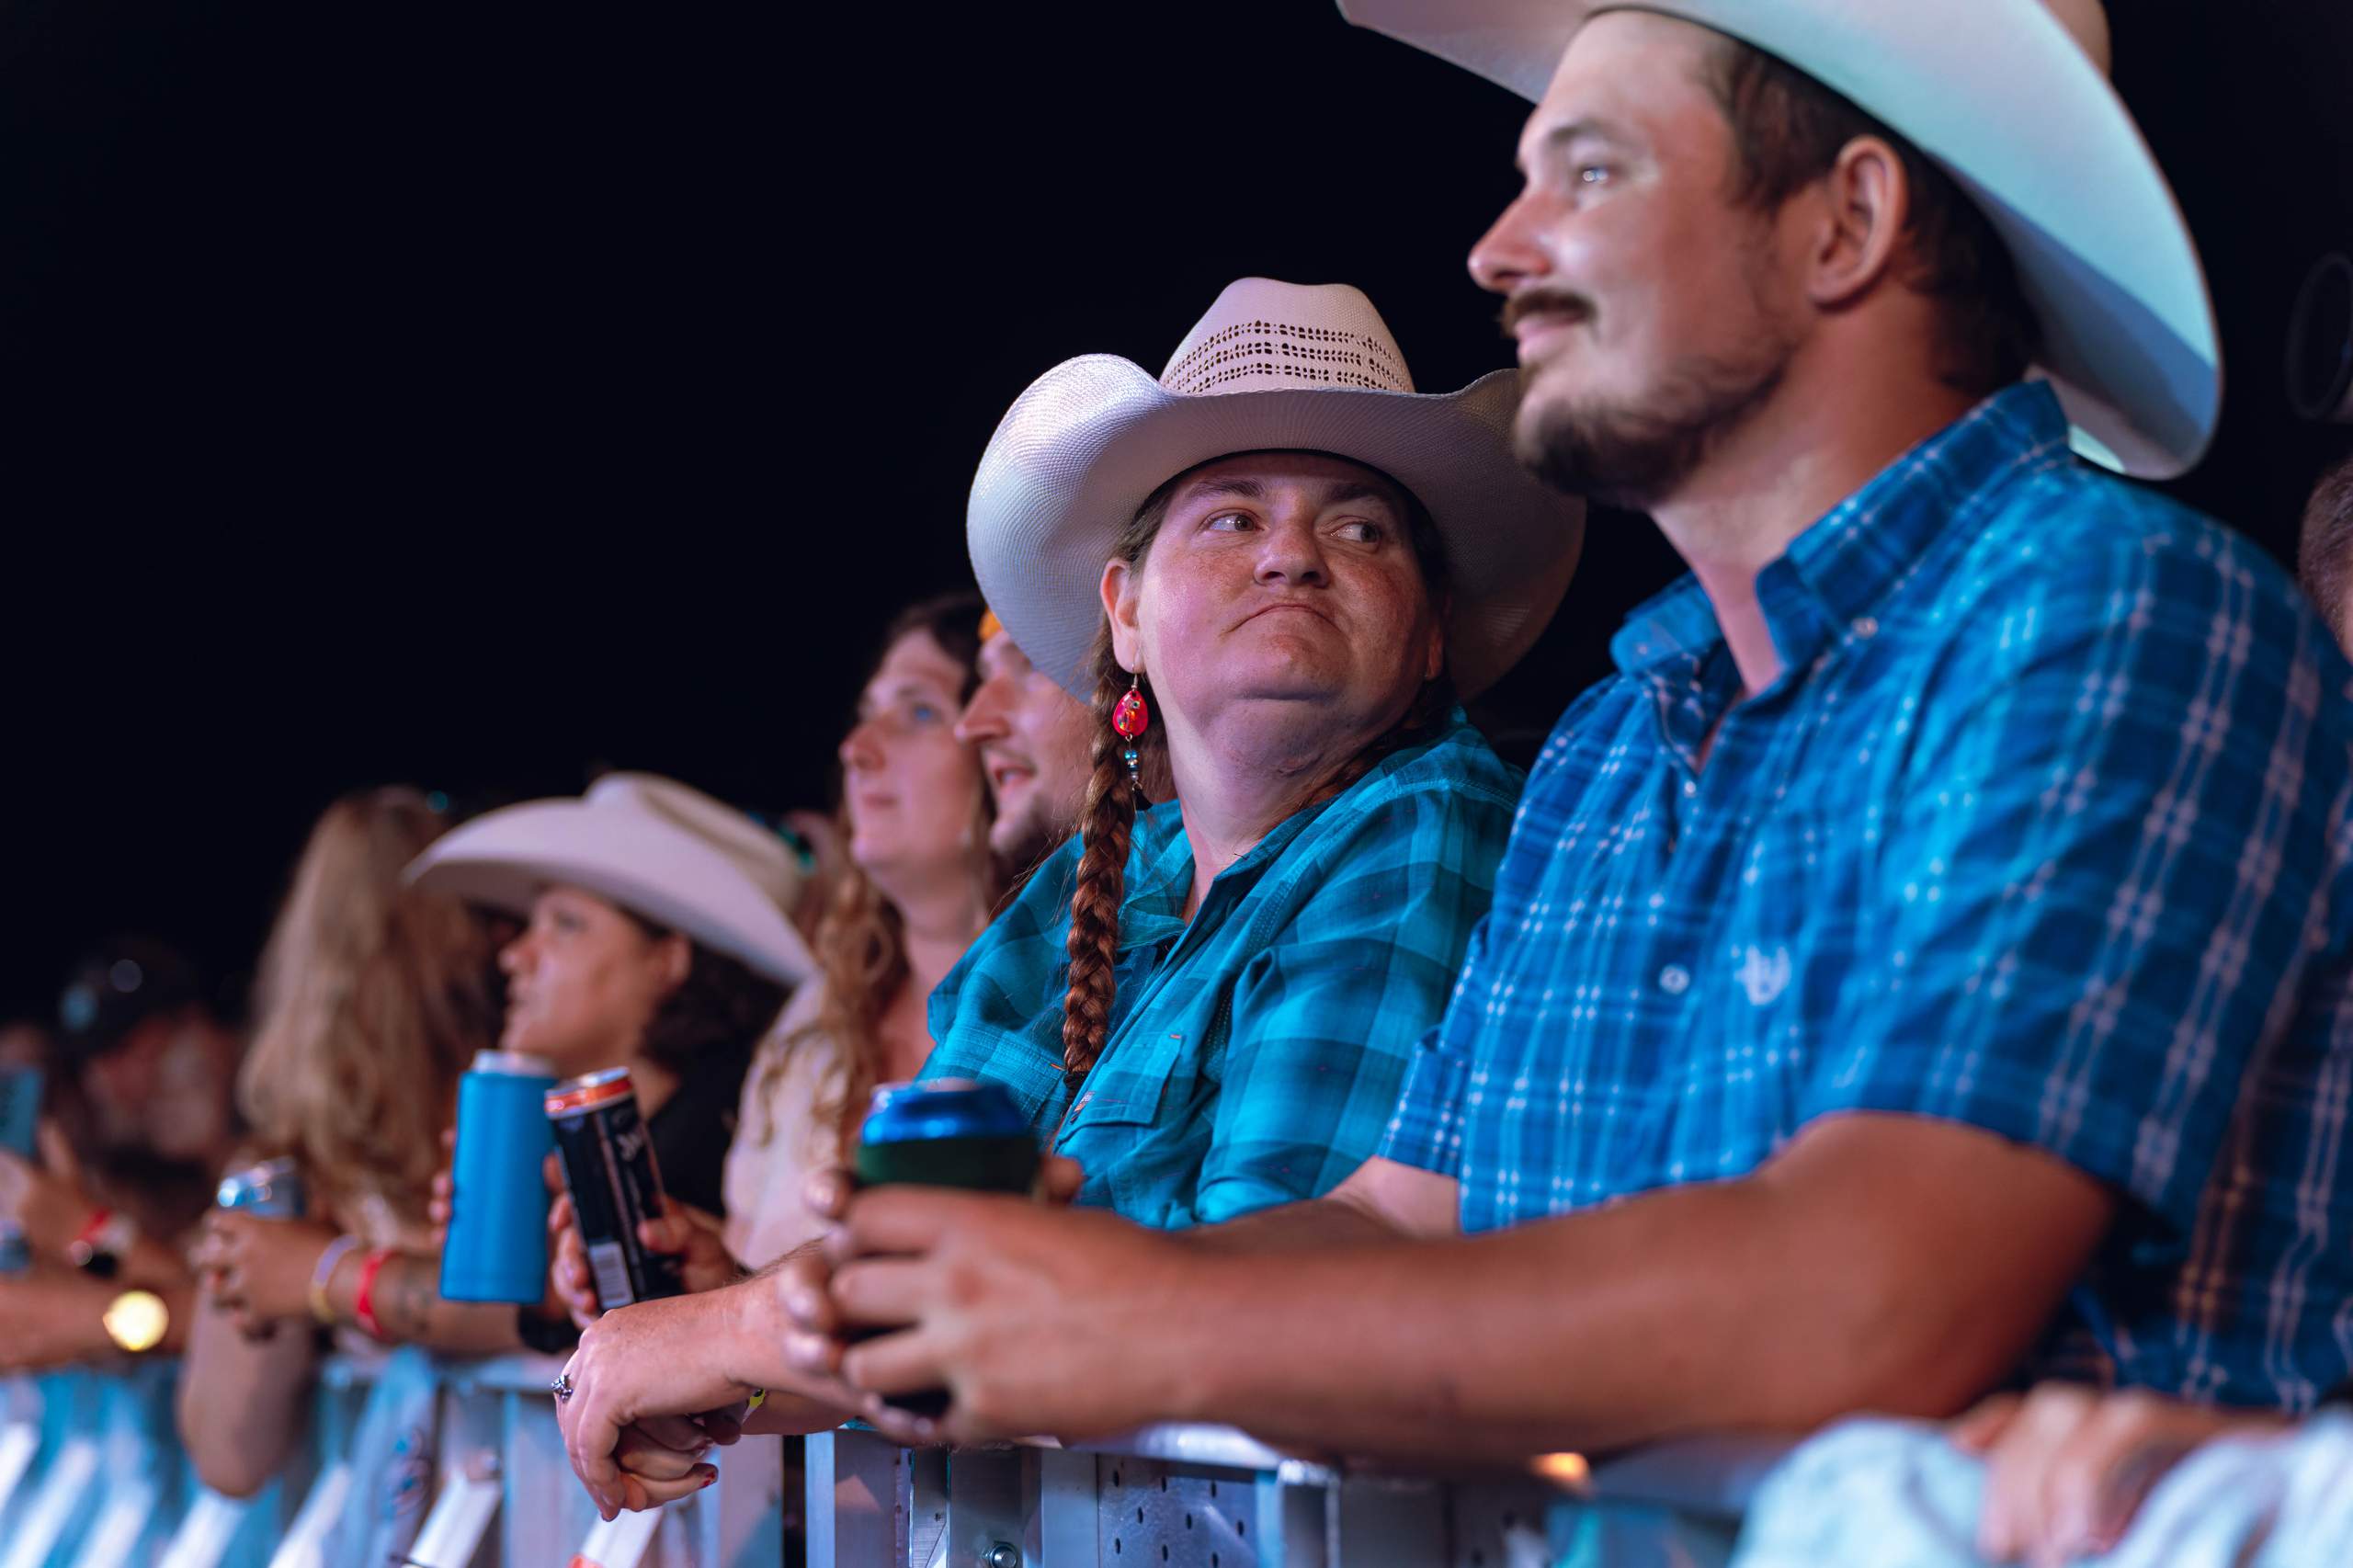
[1803, 528, 2350, 1234]
[1191, 777, 1516, 1223]
[1371, 921, 1491, 1180]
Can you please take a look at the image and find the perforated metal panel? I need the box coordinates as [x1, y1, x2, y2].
[1095, 1457, 1259, 1568]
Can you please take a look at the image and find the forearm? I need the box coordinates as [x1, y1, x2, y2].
[1179, 1194, 1404, 1254]
[328, 1252, 524, 1356]
[0, 1272, 193, 1369]
[1167, 1177, 2059, 1466]
[176, 1295, 319, 1496]
[119, 1233, 194, 1293]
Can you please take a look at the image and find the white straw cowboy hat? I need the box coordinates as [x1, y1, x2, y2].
[1336, 0, 2221, 482]
[966, 277, 1588, 701]
[407, 772, 817, 987]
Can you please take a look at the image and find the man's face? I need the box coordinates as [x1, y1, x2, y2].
[1469, 11, 1808, 508]
[955, 631, 1094, 867]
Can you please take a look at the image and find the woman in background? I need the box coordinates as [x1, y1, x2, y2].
[549, 594, 1001, 1315]
[178, 787, 502, 1497]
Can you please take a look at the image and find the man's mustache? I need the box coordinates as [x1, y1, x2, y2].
[1499, 290, 1596, 336]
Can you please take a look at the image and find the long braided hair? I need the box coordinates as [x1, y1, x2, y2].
[1057, 452, 1456, 1082]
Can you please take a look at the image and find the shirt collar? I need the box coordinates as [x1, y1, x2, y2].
[1609, 381, 2072, 679]
[1110, 711, 1477, 953]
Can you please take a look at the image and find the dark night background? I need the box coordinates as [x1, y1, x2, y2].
[2, 1, 2348, 1021]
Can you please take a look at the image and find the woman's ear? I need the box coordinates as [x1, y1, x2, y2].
[1100, 558, 1143, 675]
[653, 933, 692, 997]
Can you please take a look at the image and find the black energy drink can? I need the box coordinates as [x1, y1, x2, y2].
[546, 1067, 682, 1310]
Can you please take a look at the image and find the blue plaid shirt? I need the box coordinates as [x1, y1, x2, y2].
[1379, 384, 2353, 1410]
[925, 715, 1518, 1229]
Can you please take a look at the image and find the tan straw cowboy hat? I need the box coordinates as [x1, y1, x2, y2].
[1336, 0, 2221, 481]
[408, 772, 817, 986]
[966, 277, 1588, 701]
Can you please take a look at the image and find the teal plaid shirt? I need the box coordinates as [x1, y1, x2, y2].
[922, 714, 1518, 1228]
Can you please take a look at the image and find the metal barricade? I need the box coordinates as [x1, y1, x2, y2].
[0, 1357, 788, 1568]
[0, 1360, 1784, 1566]
[804, 1423, 1792, 1568]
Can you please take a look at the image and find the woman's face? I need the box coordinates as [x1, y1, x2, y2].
[1103, 452, 1445, 761]
[838, 628, 987, 889]
[496, 885, 688, 1076]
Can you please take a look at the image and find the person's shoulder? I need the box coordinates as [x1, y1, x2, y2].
[1287, 718, 1523, 881]
[1955, 456, 2302, 620]
[1356, 713, 1524, 808]
[1905, 456, 2338, 687]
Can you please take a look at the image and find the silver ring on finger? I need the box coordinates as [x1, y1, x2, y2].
[551, 1372, 574, 1403]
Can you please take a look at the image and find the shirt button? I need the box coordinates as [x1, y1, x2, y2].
[1681, 778, 1698, 797]
[1658, 964, 1691, 995]
[1851, 616, 1879, 639]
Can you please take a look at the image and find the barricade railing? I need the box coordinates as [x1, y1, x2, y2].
[805, 1421, 1794, 1567]
[1, 1357, 1790, 1566]
[0, 1354, 787, 1567]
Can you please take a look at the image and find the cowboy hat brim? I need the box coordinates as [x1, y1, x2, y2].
[1336, 0, 2222, 481]
[409, 801, 818, 988]
[968, 353, 1586, 701]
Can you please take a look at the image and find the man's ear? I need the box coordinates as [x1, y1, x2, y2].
[1806, 133, 1911, 311]
[1100, 558, 1143, 676]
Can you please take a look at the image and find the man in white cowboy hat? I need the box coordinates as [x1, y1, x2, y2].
[769, 0, 2353, 1471]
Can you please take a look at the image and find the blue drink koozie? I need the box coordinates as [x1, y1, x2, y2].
[0, 1066, 43, 1276]
[440, 1050, 556, 1303]
[0, 1064, 42, 1162]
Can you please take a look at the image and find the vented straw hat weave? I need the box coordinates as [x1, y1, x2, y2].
[967, 278, 1588, 701]
[1336, 0, 2221, 481]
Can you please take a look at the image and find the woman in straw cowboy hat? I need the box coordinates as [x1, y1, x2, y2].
[543, 277, 1585, 1511]
[178, 775, 815, 1499]
[918, 275, 1584, 1227]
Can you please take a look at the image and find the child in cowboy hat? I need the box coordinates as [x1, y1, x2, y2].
[765, 0, 2353, 1489]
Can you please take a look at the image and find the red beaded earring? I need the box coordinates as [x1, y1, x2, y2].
[1111, 671, 1149, 792]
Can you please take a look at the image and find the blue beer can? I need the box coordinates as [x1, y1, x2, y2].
[440, 1049, 556, 1304]
[217, 1155, 307, 1218]
[855, 1079, 1039, 1194]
